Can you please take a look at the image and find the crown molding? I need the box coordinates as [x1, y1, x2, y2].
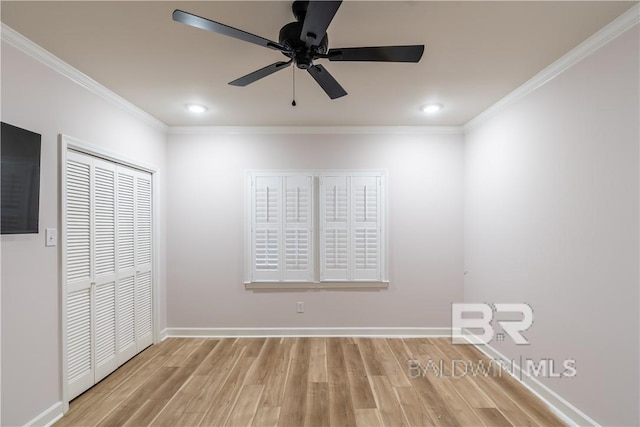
[167, 125, 464, 135]
[464, 3, 640, 132]
[1, 23, 168, 133]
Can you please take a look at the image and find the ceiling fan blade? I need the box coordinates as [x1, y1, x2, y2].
[300, 1, 342, 48]
[172, 9, 287, 52]
[307, 64, 347, 99]
[327, 45, 425, 62]
[229, 61, 292, 87]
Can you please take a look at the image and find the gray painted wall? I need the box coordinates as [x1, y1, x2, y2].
[0, 42, 168, 426]
[464, 26, 639, 425]
[166, 132, 465, 329]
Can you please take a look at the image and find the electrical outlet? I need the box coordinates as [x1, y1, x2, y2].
[296, 301, 304, 313]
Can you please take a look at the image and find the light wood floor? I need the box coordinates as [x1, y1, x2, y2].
[56, 337, 565, 426]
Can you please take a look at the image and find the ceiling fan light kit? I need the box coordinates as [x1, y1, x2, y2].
[172, 1, 425, 101]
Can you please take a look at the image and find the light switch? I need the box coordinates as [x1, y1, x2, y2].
[45, 228, 57, 247]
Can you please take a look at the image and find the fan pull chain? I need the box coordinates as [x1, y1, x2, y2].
[291, 65, 297, 107]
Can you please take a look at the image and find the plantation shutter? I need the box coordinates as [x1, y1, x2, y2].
[320, 176, 350, 281]
[251, 176, 281, 281]
[135, 171, 153, 350]
[283, 175, 313, 281]
[65, 151, 94, 399]
[351, 176, 382, 281]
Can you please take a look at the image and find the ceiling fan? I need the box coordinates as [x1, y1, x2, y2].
[172, 1, 424, 100]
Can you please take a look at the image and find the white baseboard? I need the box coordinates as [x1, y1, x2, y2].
[24, 401, 64, 427]
[165, 327, 453, 338]
[469, 339, 599, 427]
[159, 328, 168, 341]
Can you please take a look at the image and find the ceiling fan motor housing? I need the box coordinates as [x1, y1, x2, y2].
[279, 22, 328, 69]
[279, 2, 329, 69]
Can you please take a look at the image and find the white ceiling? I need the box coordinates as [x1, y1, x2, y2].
[1, 1, 635, 126]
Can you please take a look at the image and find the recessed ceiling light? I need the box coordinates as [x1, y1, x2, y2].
[186, 104, 208, 113]
[422, 104, 443, 114]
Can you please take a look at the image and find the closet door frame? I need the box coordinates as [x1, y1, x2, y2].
[59, 134, 160, 412]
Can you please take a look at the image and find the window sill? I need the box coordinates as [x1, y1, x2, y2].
[244, 281, 389, 290]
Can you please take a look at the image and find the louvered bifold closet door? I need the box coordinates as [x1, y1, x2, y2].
[320, 176, 350, 281]
[65, 151, 94, 400]
[252, 176, 281, 281]
[283, 175, 313, 281]
[115, 166, 137, 363]
[92, 158, 119, 381]
[135, 170, 153, 350]
[66, 150, 154, 400]
[351, 176, 382, 281]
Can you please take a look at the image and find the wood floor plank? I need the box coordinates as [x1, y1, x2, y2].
[261, 338, 295, 407]
[225, 384, 265, 426]
[252, 407, 280, 427]
[408, 339, 489, 426]
[430, 339, 496, 408]
[185, 343, 246, 413]
[357, 338, 386, 376]
[103, 354, 170, 404]
[476, 407, 514, 426]
[354, 409, 383, 427]
[175, 411, 205, 426]
[326, 338, 348, 385]
[199, 356, 257, 426]
[242, 338, 267, 358]
[305, 382, 329, 427]
[308, 338, 328, 383]
[343, 343, 377, 409]
[165, 338, 205, 366]
[185, 339, 219, 366]
[420, 370, 485, 425]
[157, 338, 192, 359]
[369, 375, 405, 427]
[278, 338, 310, 427]
[388, 340, 461, 426]
[193, 338, 238, 375]
[151, 364, 197, 401]
[328, 382, 357, 427]
[122, 399, 169, 427]
[245, 338, 279, 386]
[326, 338, 357, 427]
[394, 386, 436, 426]
[494, 374, 565, 426]
[374, 339, 412, 388]
[56, 338, 566, 427]
[149, 374, 209, 426]
[94, 402, 141, 427]
[450, 344, 540, 426]
[96, 367, 179, 426]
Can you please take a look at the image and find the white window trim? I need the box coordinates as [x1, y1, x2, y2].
[244, 170, 388, 289]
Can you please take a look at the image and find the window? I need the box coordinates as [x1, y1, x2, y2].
[246, 171, 386, 285]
